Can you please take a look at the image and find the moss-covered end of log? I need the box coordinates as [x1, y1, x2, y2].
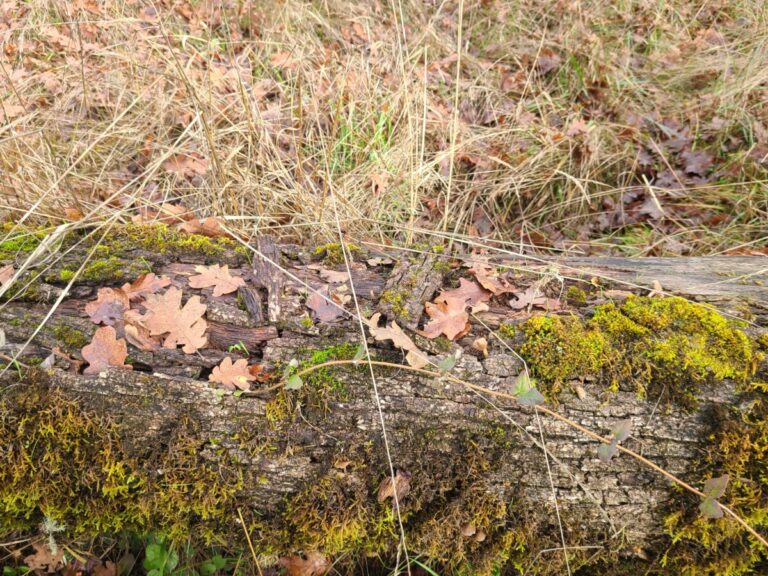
[520, 296, 760, 408]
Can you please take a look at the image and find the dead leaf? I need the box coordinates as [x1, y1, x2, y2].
[91, 561, 118, 576]
[319, 269, 350, 283]
[123, 322, 160, 352]
[189, 264, 245, 297]
[82, 326, 131, 375]
[435, 277, 491, 307]
[681, 150, 713, 177]
[536, 48, 561, 74]
[368, 312, 427, 368]
[307, 286, 344, 322]
[367, 257, 393, 266]
[139, 287, 208, 353]
[420, 296, 470, 340]
[85, 287, 130, 326]
[209, 357, 256, 391]
[64, 206, 84, 221]
[468, 263, 517, 295]
[121, 273, 172, 301]
[162, 152, 209, 178]
[248, 363, 272, 382]
[508, 286, 561, 311]
[24, 542, 64, 572]
[132, 203, 192, 225]
[280, 551, 330, 576]
[177, 216, 230, 238]
[0, 264, 14, 287]
[472, 337, 489, 357]
[0, 102, 25, 122]
[566, 117, 589, 138]
[377, 469, 412, 503]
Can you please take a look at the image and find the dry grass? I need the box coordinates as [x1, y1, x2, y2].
[1, 0, 767, 253]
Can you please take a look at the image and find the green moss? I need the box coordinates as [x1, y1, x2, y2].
[566, 285, 587, 306]
[519, 296, 758, 408]
[312, 242, 361, 265]
[58, 269, 75, 282]
[1, 378, 248, 548]
[380, 288, 410, 320]
[51, 323, 89, 352]
[300, 316, 314, 329]
[297, 343, 360, 401]
[0, 225, 49, 260]
[498, 322, 516, 340]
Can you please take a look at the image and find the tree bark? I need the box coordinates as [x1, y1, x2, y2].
[2, 228, 767, 574]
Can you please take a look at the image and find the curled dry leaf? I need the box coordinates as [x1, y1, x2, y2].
[121, 273, 171, 301]
[188, 264, 245, 297]
[0, 264, 14, 287]
[162, 152, 209, 178]
[368, 312, 427, 368]
[132, 203, 192, 225]
[420, 296, 470, 340]
[307, 286, 344, 323]
[178, 216, 229, 238]
[508, 285, 561, 311]
[468, 263, 518, 295]
[377, 469, 412, 503]
[209, 357, 256, 391]
[279, 551, 330, 576]
[24, 542, 64, 572]
[435, 277, 491, 307]
[82, 326, 131, 375]
[85, 287, 130, 325]
[139, 287, 207, 354]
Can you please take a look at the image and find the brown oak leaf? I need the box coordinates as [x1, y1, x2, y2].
[368, 312, 427, 368]
[209, 357, 256, 391]
[0, 264, 14, 287]
[85, 287, 130, 325]
[279, 552, 330, 576]
[508, 286, 561, 311]
[139, 287, 207, 353]
[162, 152, 209, 178]
[681, 149, 713, 177]
[121, 273, 172, 301]
[307, 286, 344, 322]
[82, 326, 131, 375]
[188, 264, 245, 297]
[468, 263, 517, 295]
[420, 296, 470, 340]
[435, 277, 491, 307]
[178, 216, 229, 238]
[24, 542, 64, 572]
[377, 469, 412, 503]
[123, 311, 160, 352]
[131, 203, 193, 225]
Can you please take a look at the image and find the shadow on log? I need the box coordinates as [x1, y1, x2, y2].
[1, 224, 767, 575]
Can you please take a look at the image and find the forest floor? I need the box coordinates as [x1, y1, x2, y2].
[1, 0, 766, 257]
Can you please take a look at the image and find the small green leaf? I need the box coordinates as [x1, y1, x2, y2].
[233, 390, 243, 397]
[611, 419, 633, 443]
[437, 355, 456, 372]
[518, 387, 545, 406]
[597, 442, 618, 464]
[352, 344, 366, 364]
[285, 374, 304, 390]
[513, 373, 532, 396]
[703, 474, 729, 499]
[699, 496, 724, 519]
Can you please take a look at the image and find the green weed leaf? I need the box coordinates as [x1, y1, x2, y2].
[597, 442, 618, 463]
[352, 344, 366, 364]
[437, 355, 456, 372]
[703, 474, 729, 499]
[699, 496, 724, 519]
[285, 374, 304, 390]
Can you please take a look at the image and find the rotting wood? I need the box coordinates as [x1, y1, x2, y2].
[1, 227, 768, 574]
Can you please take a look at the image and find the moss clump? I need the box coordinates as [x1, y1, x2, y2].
[661, 381, 768, 574]
[520, 296, 758, 408]
[51, 323, 89, 352]
[498, 322, 516, 340]
[380, 288, 409, 320]
[298, 342, 360, 400]
[312, 242, 361, 265]
[565, 285, 587, 306]
[1, 378, 247, 548]
[0, 224, 49, 260]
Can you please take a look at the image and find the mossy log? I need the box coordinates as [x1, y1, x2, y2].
[2, 225, 768, 575]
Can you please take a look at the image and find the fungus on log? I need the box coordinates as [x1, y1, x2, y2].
[1, 224, 767, 575]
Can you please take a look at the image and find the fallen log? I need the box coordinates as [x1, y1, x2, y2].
[1, 225, 767, 575]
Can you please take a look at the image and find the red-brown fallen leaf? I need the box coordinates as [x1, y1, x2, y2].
[508, 286, 561, 311]
[85, 287, 130, 325]
[209, 357, 256, 391]
[536, 48, 561, 74]
[91, 561, 117, 576]
[435, 277, 491, 307]
[188, 264, 245, 297]
[248, 363, 272, 382]
[307, 286, 344, 322]
[468, 263, 518, 295]
[162, 152, 209, 178]
[0, 264, 14, 287]
[121, 273, 172, 301]
[368, 312, 427, 368]
[64, 206, 84, 221]
[177, 216, 230, 238]
[82, 326, 131, 375]
[139, 287, 208, 354]
[24, 541, 64, 572]
[123, 322, 160, 352]
[420, 296, 470, 340]
[566, 117, 589, 138]
[279, 552, 330, 576]
[377, 469, 412, 503]
[681, 149, 713, 177]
